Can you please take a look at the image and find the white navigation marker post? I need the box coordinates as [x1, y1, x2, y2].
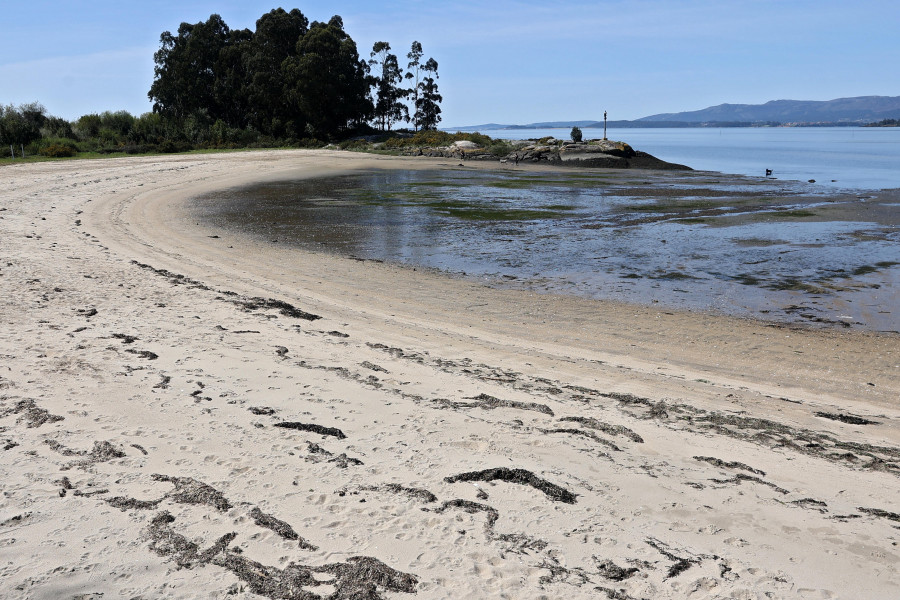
[603, 111, 608, 140]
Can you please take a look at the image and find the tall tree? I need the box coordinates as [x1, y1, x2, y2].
[284, 16, 373, 139]
[148, 14, 233, 121]
[415, 58, 442, 130]
[369, 42, 407, 131]
[214, 27, 253, 129]
[244, 8, 309, 135]
[405, 41, 424, 131]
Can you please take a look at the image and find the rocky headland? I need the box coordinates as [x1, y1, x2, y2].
[402, 137, 692, 170]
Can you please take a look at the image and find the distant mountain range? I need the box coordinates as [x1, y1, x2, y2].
[450, 95, 900, 130]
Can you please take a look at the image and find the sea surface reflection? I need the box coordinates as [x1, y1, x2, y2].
[193, 168, 900, 332]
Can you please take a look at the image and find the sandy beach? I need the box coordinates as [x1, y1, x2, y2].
[1, 149, 898, 599]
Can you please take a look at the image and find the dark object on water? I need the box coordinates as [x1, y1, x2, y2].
[274, 422, 347, 439]
[765, 169, 773, 177]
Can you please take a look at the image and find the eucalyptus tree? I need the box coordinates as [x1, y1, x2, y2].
[415, 58, 442, 130]
[284, 16, 373, 139]
[369, 41, 408, 131]
[243, 8, 309, 135]
[405, 41, 424, 130]
[148, 14, 234, 121]
[213, 27, 253, 129]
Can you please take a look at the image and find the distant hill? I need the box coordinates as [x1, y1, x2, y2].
[448, 95, 900, 130]
[637, 95, 900, 124]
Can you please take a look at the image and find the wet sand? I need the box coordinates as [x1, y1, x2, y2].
[1, 150, 898, 599]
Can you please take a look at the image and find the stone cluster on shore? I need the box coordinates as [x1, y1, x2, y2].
[401, 138, 691, 169]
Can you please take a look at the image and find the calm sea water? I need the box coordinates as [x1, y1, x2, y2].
[196, 168, 900, 332]
[463, 127, 900, 190]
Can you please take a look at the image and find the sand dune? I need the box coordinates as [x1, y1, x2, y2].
[1, 150, 898, 599]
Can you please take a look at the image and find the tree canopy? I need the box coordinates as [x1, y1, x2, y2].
[3, 9, 445, 159]
[147, 10, 442, 140]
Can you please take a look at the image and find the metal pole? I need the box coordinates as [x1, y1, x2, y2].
[603, 111, 608, 140]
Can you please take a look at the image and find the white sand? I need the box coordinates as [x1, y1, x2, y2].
[1, 150, 898, 599]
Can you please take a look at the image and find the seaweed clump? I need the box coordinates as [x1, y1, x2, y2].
[444, 467, 577, 504]
[596, 559, 639, 581]
[558, 416, 644, 443]
[451, 393, 555, 416]
[2, 399, 64, 428]
[151, 474, 233, 511]
[815, 412, 879, 425]
[275, 422, 347, 439]
[250, 507, 318, 550]
[144, 510, 418, 599]
[693, 455, 765, 476]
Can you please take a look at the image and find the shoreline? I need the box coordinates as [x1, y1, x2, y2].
[2, 150, 898, 598]
[189, 160, 900, 335]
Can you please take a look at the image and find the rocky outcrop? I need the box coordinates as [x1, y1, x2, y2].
[398, 137, 691, 170]
[504, 138, 690, 170]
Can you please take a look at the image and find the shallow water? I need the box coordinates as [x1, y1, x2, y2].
[194, 168, 900, 332]
[469, 127, 900, 190]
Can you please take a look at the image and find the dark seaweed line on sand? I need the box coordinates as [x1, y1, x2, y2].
[445, 467, 577, 504]
[145, 511, 416, 599]
[428, 499, 549, 553]
[131, 260, 320, 321]
[274, 422, 346, 439]
[362, 342, 900, 477]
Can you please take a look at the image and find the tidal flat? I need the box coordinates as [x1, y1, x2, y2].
[194, 167, 900, 332]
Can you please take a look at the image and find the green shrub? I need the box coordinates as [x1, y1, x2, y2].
[34, 137, 79, 157]
[339, 138, 370, 150]
[122, 144, 151, 154]
[380, 130, 496, 149]
[296, 137, 325, 148]
[487, 141, 513, 157]
[157, 139, 192, 153]
[571, 126, 583, 143]
[40, 143, 77, 158]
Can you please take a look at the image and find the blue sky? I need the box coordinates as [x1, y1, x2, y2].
[2, 1, 897, 127]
